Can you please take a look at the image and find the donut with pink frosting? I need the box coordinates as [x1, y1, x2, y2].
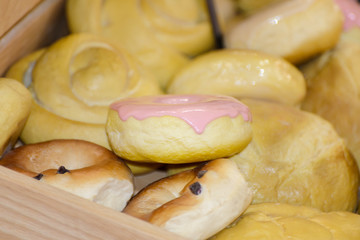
[106, 94, 252, 164]
[334, 0, 360, 31]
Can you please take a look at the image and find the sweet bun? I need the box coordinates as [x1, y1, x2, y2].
[106, 94, 252, 164]
[225, 0, 344, 64]
[0, 139, 134, 211]
[210, 203, 360, 240]
[6, 33, 162, 175]
[230, 98, 359, 212]
[301, 28, 360, 170]
[0, 78, 32, 156]
[167, 49, 306, 106]
[124, 158, 253, 240]
[66, 0, 234, 88]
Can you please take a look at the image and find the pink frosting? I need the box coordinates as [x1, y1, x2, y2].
[110, 94, 252, 134]
[334, 0, 360, 31]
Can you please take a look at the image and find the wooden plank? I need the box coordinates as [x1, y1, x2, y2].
[0, 166, 187, 240]
[0, 0, 68, 76]
[0, 0, 43, 37]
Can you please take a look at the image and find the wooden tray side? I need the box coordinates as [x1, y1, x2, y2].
[0, 166, 187, 240]
[0, 0, 68, 76]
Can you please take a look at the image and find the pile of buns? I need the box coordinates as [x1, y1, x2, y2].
[1, 0, 360, 239]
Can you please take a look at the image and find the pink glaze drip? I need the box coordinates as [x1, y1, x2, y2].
[334, 0, 360, 31]
[110, 94, 252, 134]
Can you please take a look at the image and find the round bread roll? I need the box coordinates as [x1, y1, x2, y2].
[210, 203, 360, 240]
[106, 94, 252, 164]
[66, 0, 236, 88]
[225, 0, 344, 64]
[0, 139, 134, 211]
[0, 78, 32, 156]
[5, 33, 163, 175]
[167, 49, 306, 106]
[124, 158, 253, 240]
[230, 99, 359, 212]
[301, 28, 360, 170]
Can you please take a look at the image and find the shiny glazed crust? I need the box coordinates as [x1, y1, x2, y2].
[124, 158, 253, 240]
[225, 0, 343, 64]
[0, 139, 134, 211]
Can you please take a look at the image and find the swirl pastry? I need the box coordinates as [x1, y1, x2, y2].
[211, 203, 360, 240]
[230, 99, 359, 212]
[0, 78, 32, 156]
[66, 0, 234, 88]
[225, 0, 344, 64]
[5, 33, 162, 174]
[167, 49, 306, 107]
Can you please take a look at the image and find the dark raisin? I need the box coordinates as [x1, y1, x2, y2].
[189, 182, 202, 195]
[57, 166, 70, 174]
[33, 174, 43, 180]
[197, 170, 207, 178]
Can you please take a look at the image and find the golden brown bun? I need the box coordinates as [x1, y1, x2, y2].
[0, 139, 134, 211]
[106, 95, 252, 164]
[230, 99, 359, 212]
[66, 0, 234, 88]
[167, 49, 306, 106]
[210, 203, 360, 240]
[301, 28, 360, 170]
[0, 78, 32, 156]
[225, 0, 343, 64]
[5, 34, 162, 175]
[124, 158, 253, 240]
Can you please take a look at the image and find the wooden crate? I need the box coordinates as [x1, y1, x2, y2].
[0, 1, 186, 239]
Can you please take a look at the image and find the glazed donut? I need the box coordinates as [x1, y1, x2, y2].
[210, 203, 360, 240]
[123, 158, 253, 240]
[166, 49, 306, 107]
[106, 94, 252, 164]
[5, 33, 163, 175]
[225, 0, 344, 64]
[0, 139, 134, 211]
[0, 78, 32, 156]
[334, 0, 360, 31]
[231, 98, 359, 212]
[66, 0, 236, 88]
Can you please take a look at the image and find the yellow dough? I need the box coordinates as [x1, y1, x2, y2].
[167, 49, 306, 106]
[301, 27, 360, 171]
[225, 0, 343, 64]
[0, 78, 32, 156]
[236, 0, 284, 14]
[5, 33, 163, 175]
[210, 203, 360, 240]
[230, 99, 359, 212]
[66, 0, 233, 88]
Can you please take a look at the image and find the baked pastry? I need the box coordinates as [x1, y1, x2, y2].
[225, 0, 344, 64]
[0, 139, 134, 211]
[236, 0, 284, 15]
[0, 78, 32, 156]
[106, 94, 252, 164]
[5, 33, 163, 175]
[124, 158, 253, 240]
[301, 28, 360, 170]
[66, 0, 236, 88]
[230, 99, 359, 212]
[167, 49, 306, 106]
[210, 203, 360, 240]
